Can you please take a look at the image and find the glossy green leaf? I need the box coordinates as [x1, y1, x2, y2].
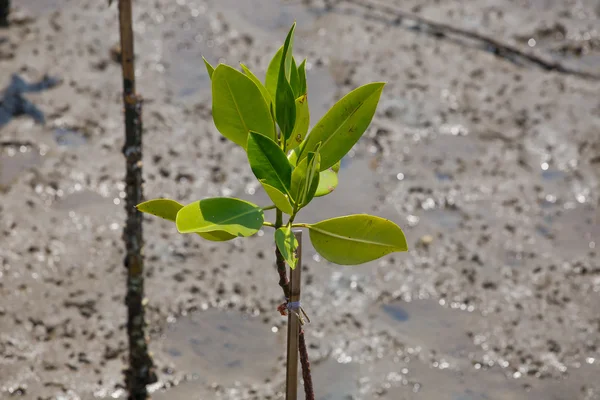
[275, 227, 299, 269]
[261, 181, 294, 215]
[241, 63, 272, 106]
[276, 24, 297, 141]
[290, 57, 300, 98]
[290, 151, 320, 208]
[286, 94, 309, 151]
[176, 197, 264, 237]
[212, 64, 275, 148]
[203, 56, 215, 79]
[288, 146, 300, 167]
[314, 167, 338, 197]
[247, 131, 292, 195]
[136, 198, 235, 241]
[297, 59, 307, 96]
[299, 82, 385, 170]
[308, 214, 408, 265]
[265, 46, 283, 107]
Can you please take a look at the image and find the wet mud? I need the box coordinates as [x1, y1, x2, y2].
[1, 0, 599, 399]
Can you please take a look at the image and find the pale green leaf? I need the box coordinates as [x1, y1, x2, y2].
[176, 197, 264, 237]
[290, 151, 320, 209]
[212, 64, 275, 148]
[314, 167, 338, 197]
[275, 226, 299, 269]
[286, 94, 309, 151]
[297, 59, 307, 96]
[331, 160, 341, 173]
[247, 131, 292, 194]
[298, 82, 385, 170]
[241, 63, 272, 106]
[290, 57, 300, 98]
[308, 214, 408, 265]
[288, 147, 301, 167]
[265, 46, 283, 108]
[261, 181, 294, 215]
[136, 198, 235, 241]
[203, 56, 215, 79]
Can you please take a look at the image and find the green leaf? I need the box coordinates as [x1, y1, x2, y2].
[308, 214, 408, 265]
[241, 63, 272, 106]
[314, 167, 338, 197]
[286, 94, 309, 151]
[299, 82, 385, 170]
[290, 57, 300, 98]
[203, 56, 215, 79]
[176, 198, 264, 237]
[331, 160, 341, 173]
[136, 198, 235, 241]
[212, 64, 276, 148]
[275, 227, 299, 269]
[288, 147, 300, 167]
[297, 59, 307, 96]
[265, 46, 283, 108]
[290, 151, 320, 209]
[247, 131, 292, 194]
[276, 24, 297, 141]
[261, 181, 294, 215]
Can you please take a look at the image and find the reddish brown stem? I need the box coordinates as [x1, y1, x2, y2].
[299, 329, 315, 400]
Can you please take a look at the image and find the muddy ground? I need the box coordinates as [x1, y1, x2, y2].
[1, 0, 599, 399]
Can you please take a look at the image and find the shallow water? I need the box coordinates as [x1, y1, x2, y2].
[159, 309, 285, 386]
[0, 146, 43, 190]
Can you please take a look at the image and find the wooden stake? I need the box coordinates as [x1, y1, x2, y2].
[286, 230, 303, 400]
[117, 1, 156, 398]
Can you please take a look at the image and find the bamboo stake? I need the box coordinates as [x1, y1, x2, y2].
[117, 1, 156, 399]
[285, 230, 302, 400]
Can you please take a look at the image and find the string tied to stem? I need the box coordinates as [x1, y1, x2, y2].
[277, 300, 311, 325]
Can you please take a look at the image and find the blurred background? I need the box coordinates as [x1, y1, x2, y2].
[0, 0, 599, 399]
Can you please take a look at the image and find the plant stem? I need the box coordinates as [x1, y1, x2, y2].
[275, 209, 290, 299]
[0, 0, 9, 27]
[118, 1, 157, 399]
[263, 222, 276, 228]
[299, 329, 315, 400]
[262, 204, 277, 211]
[291, 223, 309, 228]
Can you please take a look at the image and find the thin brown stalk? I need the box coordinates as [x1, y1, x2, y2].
[117, 1, 156, 399]
[299, 329, 314, 400]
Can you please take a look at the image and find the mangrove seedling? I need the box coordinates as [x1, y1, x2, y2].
[136, 22, 408, 396]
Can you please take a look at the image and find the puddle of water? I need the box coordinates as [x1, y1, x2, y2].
[373, 300, 479, 359]
[151, 380, 212, 400]
[212, 0, 317, 33]
[160, 309, 283, 385]
[299, 358, 360, 400]
[52, 190, 111, 212]
[381, 362, 529, 400]
[420, 208, 463, 231]
[382, 360, 600, 400]
[15, 0, 65, 17]
[540, 205, 599, 256]
[0, 147, 43, 190]
[54, 128, 87, 147]
[162, 14, 224, 98]
[541, 169, 565, 182]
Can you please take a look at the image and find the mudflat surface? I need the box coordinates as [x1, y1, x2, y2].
[1, 0, 599, 399]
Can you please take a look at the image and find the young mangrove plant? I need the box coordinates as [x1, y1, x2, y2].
[136, 22, 408, 397]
